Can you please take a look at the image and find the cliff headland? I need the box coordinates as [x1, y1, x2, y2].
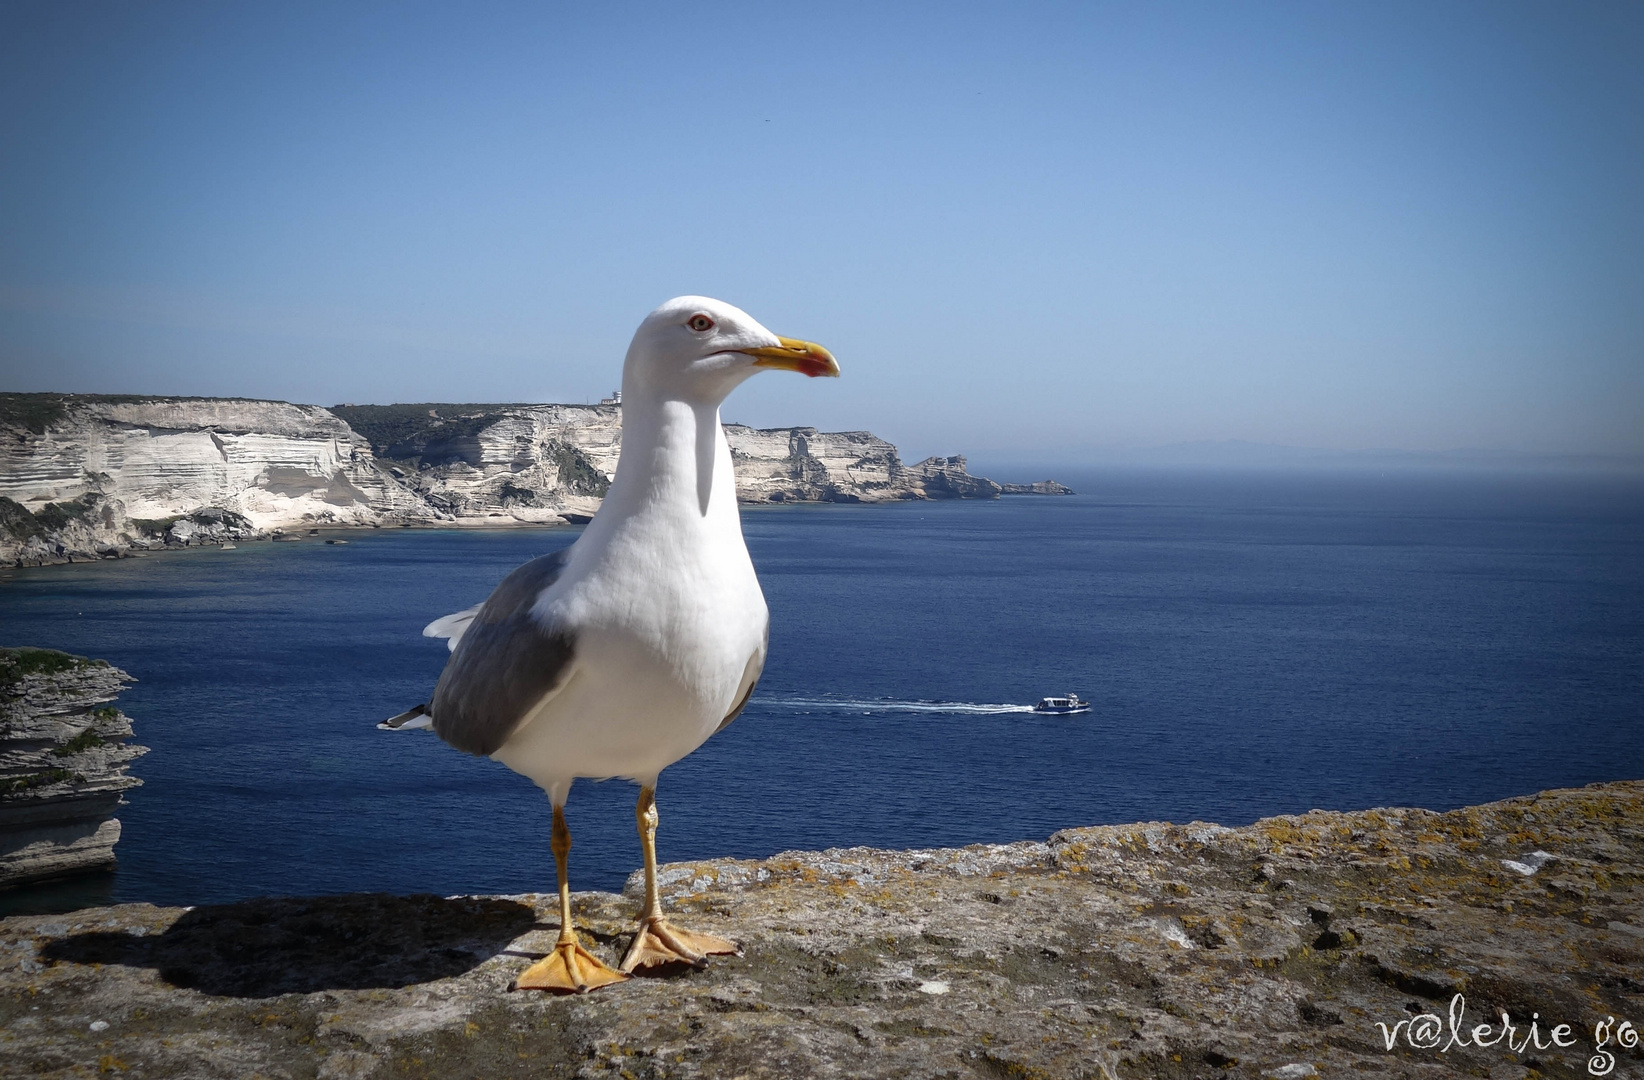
[1, 779, 1639, 1078]
[0, 394, 1067, 568]
[0, 649, 144, 890]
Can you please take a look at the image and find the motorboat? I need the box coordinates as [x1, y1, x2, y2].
[1033, 694, 1090, 715]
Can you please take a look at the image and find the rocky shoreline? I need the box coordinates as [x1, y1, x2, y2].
[0, 394, 1070, 569]
[1, 779, 1638, 1078]
[0, 650, 145, 891]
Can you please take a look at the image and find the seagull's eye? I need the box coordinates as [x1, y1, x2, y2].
[687, 314, 714, 332]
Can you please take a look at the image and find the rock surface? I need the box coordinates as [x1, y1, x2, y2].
[2, 780, 1640, 1078]
[1001, 480, 1076, 496]
[726, 429, 1001, 504]
[0, 395, 422, 565]
[0, 649, 145, 889]
[331, 403, 621, 526]
[1, 396, 1041, 566]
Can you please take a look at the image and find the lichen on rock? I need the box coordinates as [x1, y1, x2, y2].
[2, 780, 1639, 1078]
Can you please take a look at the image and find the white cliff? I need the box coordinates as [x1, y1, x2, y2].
[0, 396, 426, 563]
[725, 427, 1001, 503]
[324, 406, 1006, 511]
[1, 394, 1043, 567]
[0, 648, 147, 888]
[331, 403, 621, 525]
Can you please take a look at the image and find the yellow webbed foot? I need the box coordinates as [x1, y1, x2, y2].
[620, 915, 740, 973]
[514, 939, 630, 993]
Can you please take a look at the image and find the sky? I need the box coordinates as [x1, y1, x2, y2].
[1, 1, 1640, 465]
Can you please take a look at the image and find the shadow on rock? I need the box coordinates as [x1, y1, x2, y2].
[42, 893, 537, 997]
[0, 871, 115, 918]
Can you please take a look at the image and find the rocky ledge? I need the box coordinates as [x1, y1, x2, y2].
[0, 649, 145, 890]
[2, 781, 1640, 1079]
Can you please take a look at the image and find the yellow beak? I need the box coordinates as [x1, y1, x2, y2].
[743, 337, 841, 379]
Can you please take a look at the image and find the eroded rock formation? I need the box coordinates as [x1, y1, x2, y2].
[1001, 479, 1076, 495]
[1, 395, 1041, 566]
[331, 403, 620, 525]
[727, 430, 1002, 503]
[0, 395, 423, 565]
[0, 649, 145, 889]
[1, 780, 1639, 1078]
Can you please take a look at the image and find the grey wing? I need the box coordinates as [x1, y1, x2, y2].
[715, 622, 769, 734]
[430, 549, 576, 756]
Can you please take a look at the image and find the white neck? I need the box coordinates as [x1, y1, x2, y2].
[590, 390, 741, 537]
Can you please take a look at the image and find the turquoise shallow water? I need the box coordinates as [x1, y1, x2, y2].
[1, 468, 1641, 911]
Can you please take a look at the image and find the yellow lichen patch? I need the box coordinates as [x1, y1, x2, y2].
[1259, 820, 1307, 848]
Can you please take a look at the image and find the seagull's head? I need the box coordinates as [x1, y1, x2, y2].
[623, 296, 839, 404]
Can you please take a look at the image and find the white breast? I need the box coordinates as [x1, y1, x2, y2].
[490, 405, 768, 796]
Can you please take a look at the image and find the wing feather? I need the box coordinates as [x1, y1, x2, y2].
[423, 605, 484, 652]
[715, 624, 769, 734]
[430, 549, 576, 756]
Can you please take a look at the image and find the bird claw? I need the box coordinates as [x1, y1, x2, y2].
[620, 915, 740, 973]
[514, 939, 629, 993]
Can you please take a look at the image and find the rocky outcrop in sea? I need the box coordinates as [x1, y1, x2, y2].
[0, 648, 145, 889]
[0, 395, 1067, 566]
[1000, 479, 1077, 495]
[0, 779, 1637, 1078]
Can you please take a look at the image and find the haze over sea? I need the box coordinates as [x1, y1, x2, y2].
[2, 468, 1641, 913]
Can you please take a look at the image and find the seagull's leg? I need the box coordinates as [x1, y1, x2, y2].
[620, 784, 740, 973]
[514, 803, 629, 993]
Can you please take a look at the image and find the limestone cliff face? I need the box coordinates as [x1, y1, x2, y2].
[331, 403, 622, 525]
[0, 648, 145, 889]
[0, 397, 411, 522]
[337, 408, 1006, 511]
[725, 427, 1001, 503]
[1, 395, 1016, 566]
[0, 395, 423, 564]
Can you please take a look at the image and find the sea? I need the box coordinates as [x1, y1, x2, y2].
[2, 468, 1641, 914]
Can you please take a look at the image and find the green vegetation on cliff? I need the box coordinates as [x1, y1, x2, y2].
[331, 404, 611, 495]
[0, 394, 69, 435]
[544, 440, 610, 496]
[0, 647, 104, 687]
[0, 498, 46, 542]
[0, 393, 279, 436]
[330, 403, 529, 464]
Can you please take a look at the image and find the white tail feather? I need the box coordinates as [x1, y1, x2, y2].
[378, 703, 434, 731]
[423, 604, 483, 652]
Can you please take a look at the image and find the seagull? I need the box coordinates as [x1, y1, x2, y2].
[380, 296, 839, 992]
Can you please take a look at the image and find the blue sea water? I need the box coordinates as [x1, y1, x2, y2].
[1, 468, 1641, 912]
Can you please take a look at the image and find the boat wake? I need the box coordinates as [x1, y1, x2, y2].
[762, 696, 1037, 716]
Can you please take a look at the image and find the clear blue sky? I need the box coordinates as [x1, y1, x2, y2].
[2, 1, 1640, 463]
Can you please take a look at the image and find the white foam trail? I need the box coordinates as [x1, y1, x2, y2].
[764, 697, 1037, 716]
